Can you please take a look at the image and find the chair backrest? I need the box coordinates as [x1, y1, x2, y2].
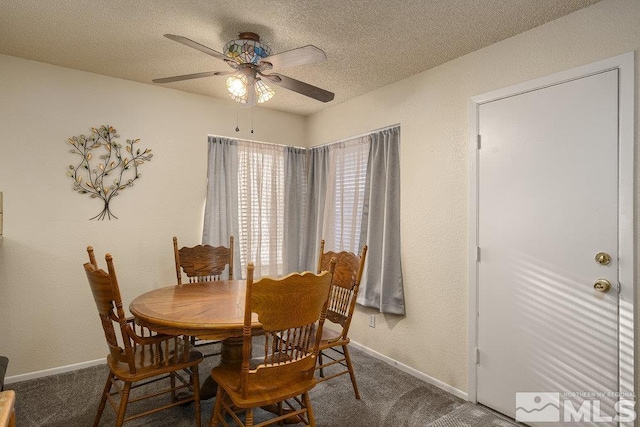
[84, 246, 137, 373]
[173, 236, 234, 284]
[239, 260, 336, 399]
[317, 240, 367, 338]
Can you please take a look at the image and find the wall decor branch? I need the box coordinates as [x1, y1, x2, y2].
[66, 125, 153, 220]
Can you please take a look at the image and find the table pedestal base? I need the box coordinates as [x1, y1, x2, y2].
[201, 336, 244, 400]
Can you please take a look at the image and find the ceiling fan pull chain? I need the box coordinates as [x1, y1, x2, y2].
[235, 104, 240, 132]
[251, 109, 254, 134]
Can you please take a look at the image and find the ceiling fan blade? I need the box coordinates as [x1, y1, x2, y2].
[152, 70, 232, 84]
[259, 45, 327, 70]
[164, 34, 237, 66]
[261, 73, 334, 102]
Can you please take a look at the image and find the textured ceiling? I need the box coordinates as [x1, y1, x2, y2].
[0, 0, 601, 116]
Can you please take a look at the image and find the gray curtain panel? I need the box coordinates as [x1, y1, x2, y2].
[358, 127, 405, 315]
[202, 136, 242, 277]
[303, 146, 330, 271]
[282, 146, 308, 273]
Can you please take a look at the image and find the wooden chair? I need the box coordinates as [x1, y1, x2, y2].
[173, 236, 234, 357]
[0, 390, 16, 427]
[84, 246, 203, 427]
[173, 236, 233, 357]
[315, 240, 367, 399]
[209, 259, 336, 427]
[173, 236, 234, 284]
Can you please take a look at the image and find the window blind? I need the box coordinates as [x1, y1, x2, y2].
[323, 138, 369, 254]
[237, 141, 285, 278]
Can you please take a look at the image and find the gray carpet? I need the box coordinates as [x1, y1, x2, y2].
[8, 345, 519, 426]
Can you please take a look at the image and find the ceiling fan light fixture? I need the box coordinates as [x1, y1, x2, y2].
[226, 75, 248, 103]
[223, 32, 272, 65]
[255, 80, 275, 104]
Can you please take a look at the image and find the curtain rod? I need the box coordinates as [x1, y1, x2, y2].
[310, 123, 400, 148]
[208, 123, 400, 150]
[207, 134, 307, 150]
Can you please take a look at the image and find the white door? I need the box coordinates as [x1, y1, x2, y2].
[477, 70, 619, 426]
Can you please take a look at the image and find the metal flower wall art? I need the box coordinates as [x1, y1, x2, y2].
[66, 125, 153, 220]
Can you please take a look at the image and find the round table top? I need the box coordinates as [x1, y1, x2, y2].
[129, 280, 260, 340]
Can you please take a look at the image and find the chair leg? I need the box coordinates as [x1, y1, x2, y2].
[209, 386, 223, 427]
[93, 372, 114, 427]
[192, 367, 202, 427]
[170, 372, 177, 402]
[116, 381, 132, 427]
[245, 408, 254, 426]
[317, 351, 324, 378]
[302, 392, 316, 427]
[342, 345, 360, 399]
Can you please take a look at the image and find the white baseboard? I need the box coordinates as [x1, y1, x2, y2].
[349, 340, 468, 401]
[4, 358, 105, 385]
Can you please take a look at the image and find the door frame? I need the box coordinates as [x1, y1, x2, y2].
[467, 52, 635, 404]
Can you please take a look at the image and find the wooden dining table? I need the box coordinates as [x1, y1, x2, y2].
[129, 279, 261, 400]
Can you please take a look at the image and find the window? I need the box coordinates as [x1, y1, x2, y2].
[236, 141, 285, 278]
[322, 139, 369, 254]
[204, 126, 404, 314]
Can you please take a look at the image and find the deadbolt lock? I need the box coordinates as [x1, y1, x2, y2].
[595, 252, 611, 266]
[594, 279, 611, 293]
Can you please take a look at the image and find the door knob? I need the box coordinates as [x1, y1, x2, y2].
[595, 252, 611, 266]
[594, 279, 611, 293]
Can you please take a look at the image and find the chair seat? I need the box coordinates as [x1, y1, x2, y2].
[108, 339, 203, 382]
[318, 326, 349, 348]
[212, 362, 317, 408]
[294, 325, 349, 350]
[249, 353, 293, 369]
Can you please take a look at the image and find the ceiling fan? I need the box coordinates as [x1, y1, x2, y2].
[153, 32, 335, 107]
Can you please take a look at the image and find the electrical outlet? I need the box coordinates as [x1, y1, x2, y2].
[368, 314, 375, 328]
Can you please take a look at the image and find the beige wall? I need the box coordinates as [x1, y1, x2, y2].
[307, 0, 640, 394]
[1, 0, 638, 403]
[0, 55, 305, 376]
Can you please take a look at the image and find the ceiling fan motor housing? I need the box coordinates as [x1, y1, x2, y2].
[224, 32, 271, 65]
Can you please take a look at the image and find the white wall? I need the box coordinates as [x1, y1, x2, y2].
[307, 0, 640, 394]
[0, 55, 305, 376]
